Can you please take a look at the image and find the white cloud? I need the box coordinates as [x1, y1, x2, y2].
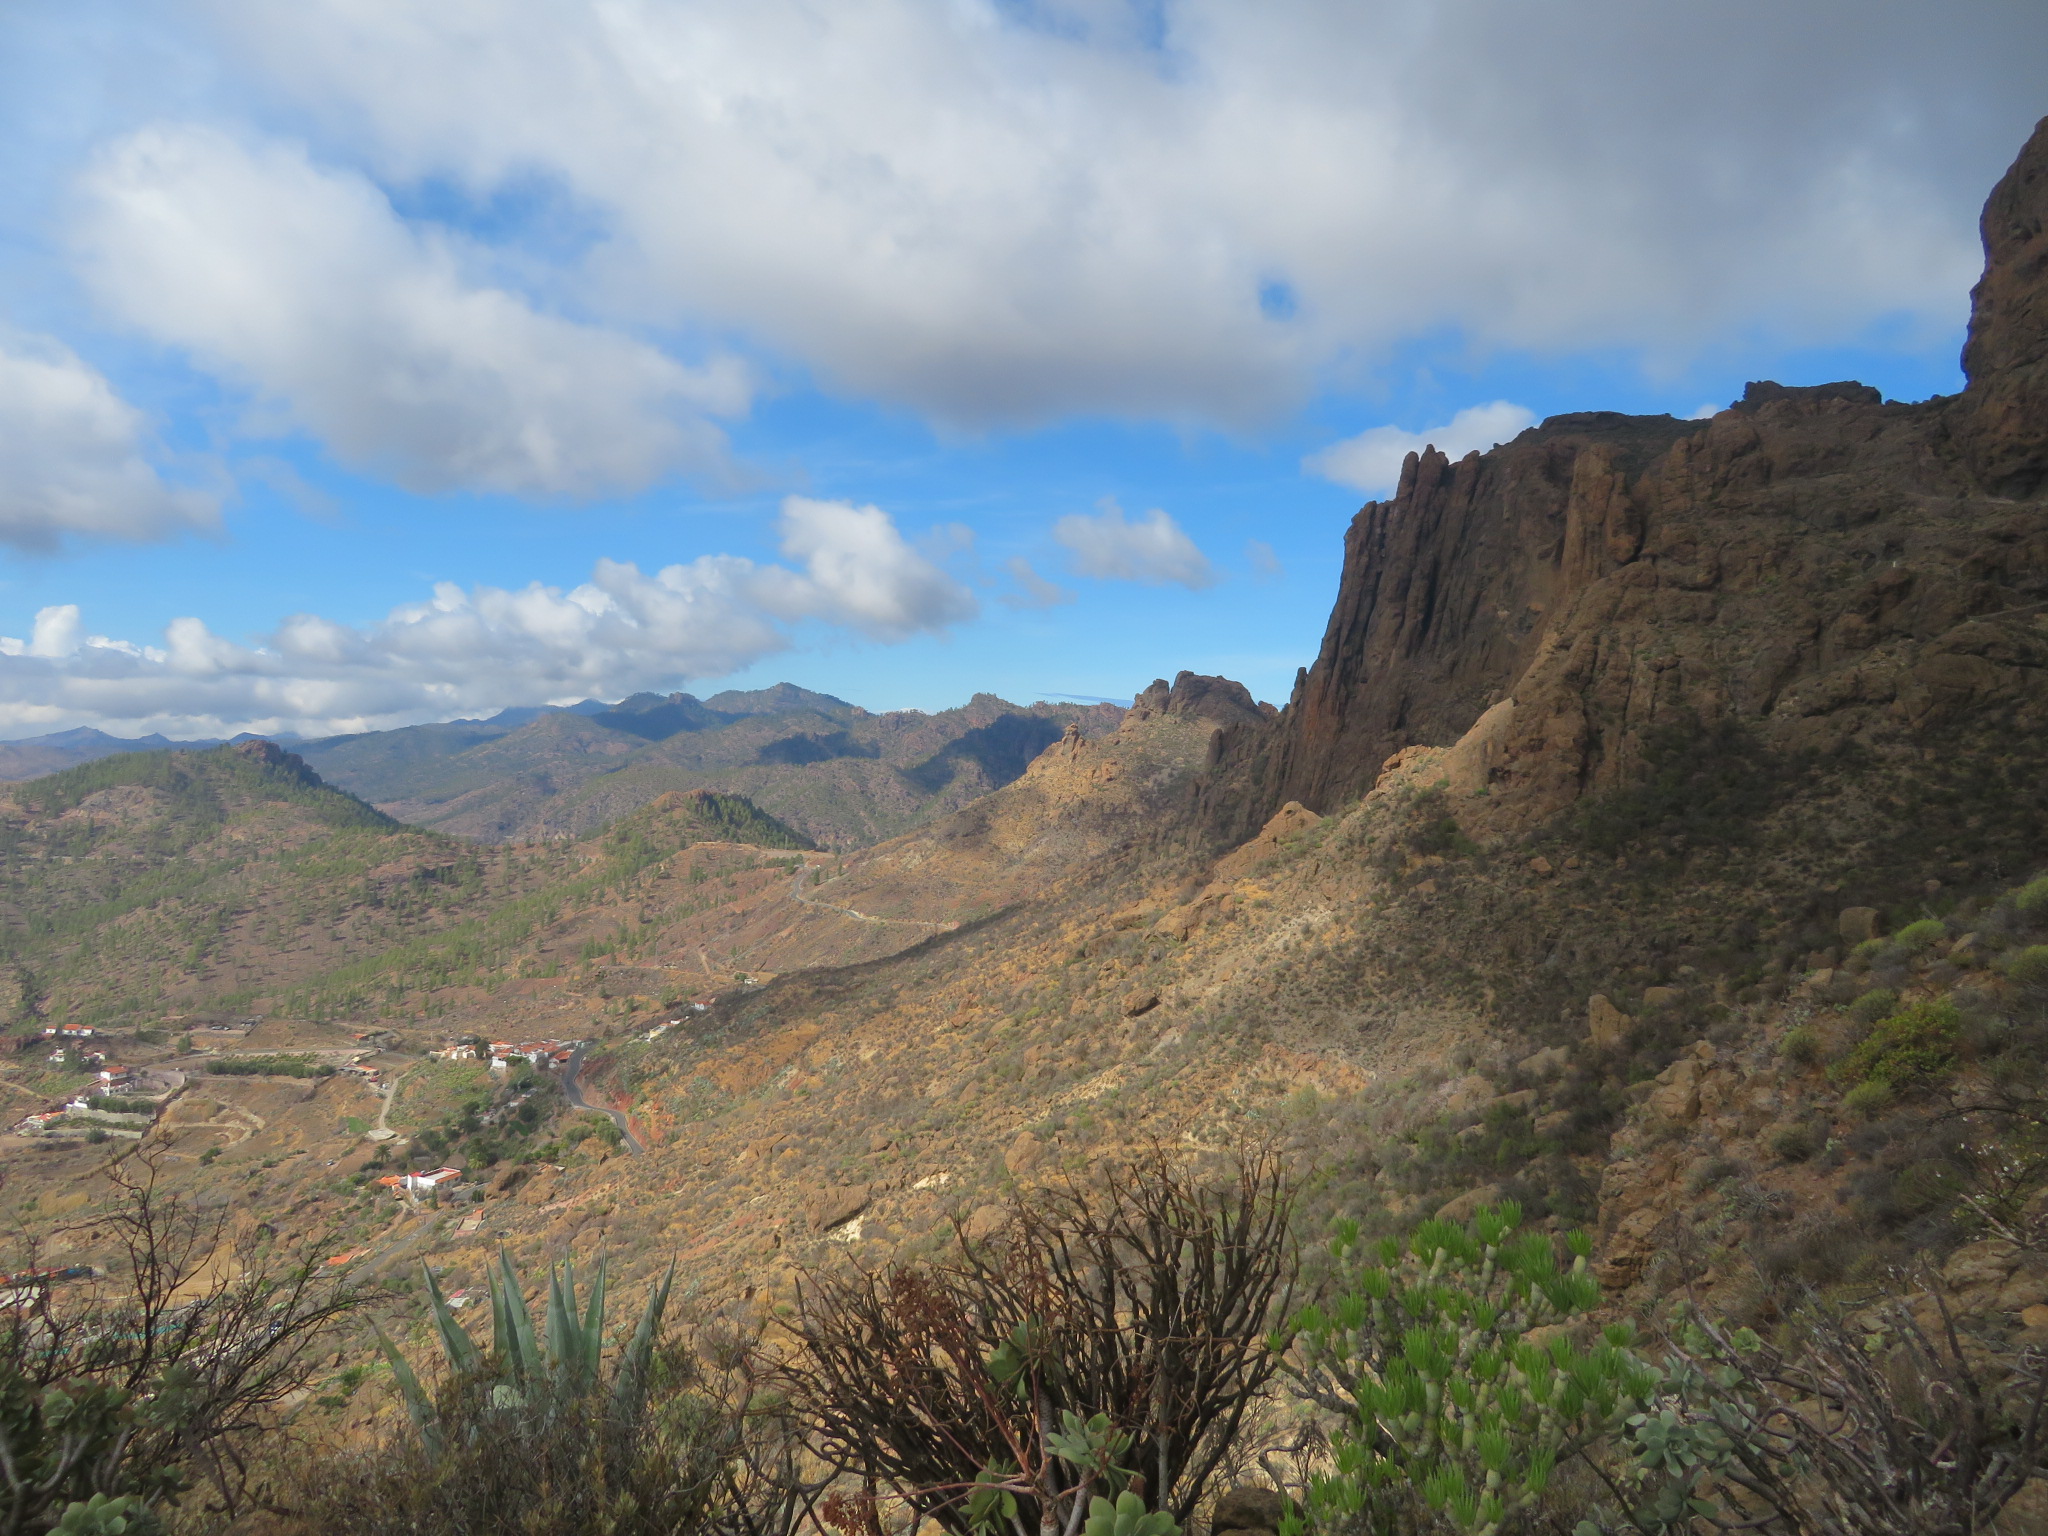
[999, 557, 1075, 610]
[0, 331, 219, 551]
[73, 126, 750, 497]
[1246, 539, 1283, 582]
[1305, 401, 1539, 496]
[0, 497, 976, 738]
[179, 0, 2043, 428]
[1054, 500, 1215, 588]
[758, 496, 979, 640]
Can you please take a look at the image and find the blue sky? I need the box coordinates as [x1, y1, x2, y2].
[0, 1, 2043, 738]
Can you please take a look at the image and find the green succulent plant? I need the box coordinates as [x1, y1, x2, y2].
[50, 1495, 155, 1536]
[376, 1247, 674, 1460]
[1281, 1202, 1659, 1536]
[1083, 1490, 1180, 1536]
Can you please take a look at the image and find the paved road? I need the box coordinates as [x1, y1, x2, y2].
[561, 1046, 642, 1155]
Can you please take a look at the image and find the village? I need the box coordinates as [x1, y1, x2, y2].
[6, 1024, 594, 1203]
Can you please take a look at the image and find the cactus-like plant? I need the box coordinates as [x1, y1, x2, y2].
[376, 1247, 675, 1459]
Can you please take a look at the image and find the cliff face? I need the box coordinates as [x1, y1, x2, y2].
[1203, 118, 2048, 848]
[1960, 114, 2048, 498]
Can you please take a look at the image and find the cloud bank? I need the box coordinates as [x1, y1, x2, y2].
[178, 0, 2042, 432]
[0, 497, 974, 738]
[1306, 401, 1540, 496]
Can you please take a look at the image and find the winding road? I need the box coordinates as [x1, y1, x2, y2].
[561, 1046, 643, 1155]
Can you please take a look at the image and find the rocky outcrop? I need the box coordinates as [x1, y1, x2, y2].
[1199, 121, 2048, 849]
[1126, 671, 1270, 730]
[1958, 115, 2048, 498]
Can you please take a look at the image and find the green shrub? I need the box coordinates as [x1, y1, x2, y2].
[1893, 919, 1947, 954]
[1846, 988, 1899, 1026]
[1851, 939, 1889, 964]
[2008, 945, 2048, 991]
[1844, 1081, 1894, 1118]
[1771, 1124, 1821, 1163]
[2015, 875, 2048, 919]
[206, 1054, 334, 1078]
[1282, 1202, 1655, 1536]
[1780, 1027, 1820, 1067]
[1837, 999, 1961, 1095]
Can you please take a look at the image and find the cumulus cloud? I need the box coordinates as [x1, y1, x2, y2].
[1305, 401, 1539, 496]
[758, 497, 978, 639]
[0, 331, 219, 551]
[184, 0, 2046, 428]
[0, 497, 976, 738]
[1054, 501, 1215, 588]
[73, 126, 750, 497]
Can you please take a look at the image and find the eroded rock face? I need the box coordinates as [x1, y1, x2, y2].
[1959, 115, 2048, 499]
[1199, 121, 2048, 847]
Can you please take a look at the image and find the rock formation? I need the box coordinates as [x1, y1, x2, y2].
[1201, 117, 2048, 848]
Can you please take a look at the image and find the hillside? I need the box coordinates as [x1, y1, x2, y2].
[294, 687, 1124, 847]
[0, 742, 812, 1032]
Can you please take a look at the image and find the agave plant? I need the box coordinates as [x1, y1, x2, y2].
[375, 1248, 675, 1459]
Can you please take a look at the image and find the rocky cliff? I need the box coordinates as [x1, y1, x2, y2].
[1203, 117, 2048, 849]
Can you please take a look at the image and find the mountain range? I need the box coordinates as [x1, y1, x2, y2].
[0, 685, 1126, 850]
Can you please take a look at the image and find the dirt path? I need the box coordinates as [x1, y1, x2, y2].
[152, 1100, 265, 1157]
[788, 865, 950, 930]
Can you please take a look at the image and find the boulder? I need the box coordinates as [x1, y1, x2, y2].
[810, 1185, 872, 1234]
[1434, 1184, 1505, 1223]
[1004, 1132, 1045, 1176]
[1517, 1045, 1569, 1078]
[1645, 1058, 1704, 1123]
[2001, 1269, 2048, 1314]
[1586, 994, 1631, 1049]
[961, 1204, 1009, 1244]
[1122, 991, 1161, 1018]
[1943, 1239, 2021, 1293]
[1838, 907, 1881, 945]
[1210, 1487, 1284, 1536]
[1641, 985, 1682, 1009]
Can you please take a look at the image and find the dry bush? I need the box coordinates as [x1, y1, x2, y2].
[0, 1154, 364, 1533]
[782, 1148, 1298, 1536]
